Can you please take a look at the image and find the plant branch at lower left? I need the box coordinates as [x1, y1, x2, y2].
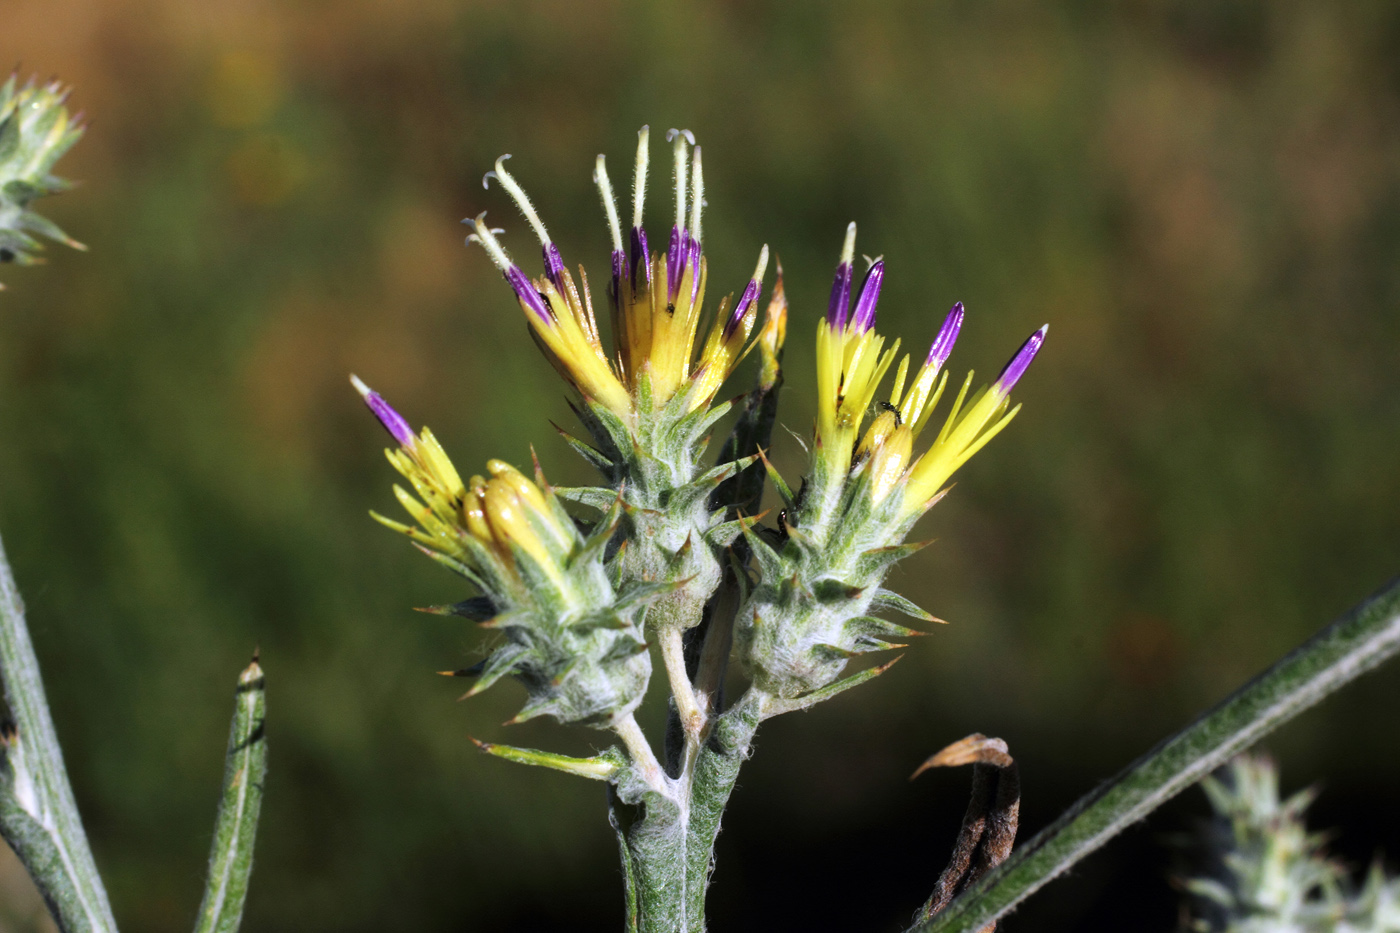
[0, 531, 268, 933]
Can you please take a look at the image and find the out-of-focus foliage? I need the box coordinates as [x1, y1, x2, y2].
[0, 1, 1397, 930]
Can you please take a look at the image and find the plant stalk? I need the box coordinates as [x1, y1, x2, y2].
[0, 532, 118, 933]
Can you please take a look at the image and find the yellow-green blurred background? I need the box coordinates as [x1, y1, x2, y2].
[2, 1, 1399, 930]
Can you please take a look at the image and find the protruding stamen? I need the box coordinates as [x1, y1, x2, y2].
[851, 259, 885, 333]
[463, 212, 513, 272]
[594, 155, 625, 255]
[632, 126, 650, 230]
[688, 146, 704, 243]
[725, 244, 770, 337]
[827, 222, 857, 330]
[484, 155, 565, 289]
[667, 128, 693, 230]
[927, 302, 964, 369]
[994, 325, 1047, 396]
[351, 374, 416, 449]
[487, 155, 551, 247]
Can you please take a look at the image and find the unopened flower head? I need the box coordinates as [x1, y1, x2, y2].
[352, 375, 577, 599]
[465, 127, 769, 422]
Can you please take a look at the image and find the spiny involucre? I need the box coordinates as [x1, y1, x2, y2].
[1185, 754, 1400, 933]
[0, 74, 85, 285]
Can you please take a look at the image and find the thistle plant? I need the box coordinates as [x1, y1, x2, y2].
[0, 74, 86, 284]
[356, 126, 1046, 931]
[1183, 755, 1400, 933]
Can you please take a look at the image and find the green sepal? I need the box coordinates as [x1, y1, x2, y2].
[844, 615, 926, 644]
[739, 519, 785, 584]
[762, 654, 904, 718]
[555, 485, 624, 513]
[553, 423, 616, 474]
[759, 452, 796, 511]
[411, 542, 490, 592]
[417, 596, 497, 621]
[852, 539, 933, 579]
[463, 644, 525, 697]
[869, 588, 938, 622]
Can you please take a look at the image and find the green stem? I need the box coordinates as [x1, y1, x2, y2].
[0, 532, 118, 933]
[193, 659, 267, 933]
[908, 574, 1400, 933]
[613, 691, 763, 933]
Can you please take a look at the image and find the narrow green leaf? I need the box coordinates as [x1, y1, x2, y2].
[909, 574, 1400, 933]
[471, 738, 622, 780]
[193, 658, 267, 933]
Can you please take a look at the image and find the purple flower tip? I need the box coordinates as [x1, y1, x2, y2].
[351, 375, 416, 448]
[610, 249, 626, 289]
[666, 225, 691, 303]
[543, 242, 566, 289]
[851, 260, 885, 333]
[504, 265, 552, 323]
[826, 262, 853, 330]
[725, 279, 761, 338]
[926, 302, 964, 369]
[629, 227, 651, 292]
[994, 324, 1048, 395]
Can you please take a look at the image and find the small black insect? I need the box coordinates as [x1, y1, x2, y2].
[876, 399, 903, 426]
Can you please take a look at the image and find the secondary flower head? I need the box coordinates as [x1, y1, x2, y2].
[352, 375, 577, 599]
[465, 127, 769, 423]
[0, 74, 86, 281]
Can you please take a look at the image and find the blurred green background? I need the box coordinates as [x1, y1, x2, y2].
[1, 1, 1399, 930]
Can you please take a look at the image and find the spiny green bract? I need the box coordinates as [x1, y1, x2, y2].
[556, 376, 752, 636]
[0, 76, 85, 279]
[427, 486, 654, 728]
[736, 458, 937, 700]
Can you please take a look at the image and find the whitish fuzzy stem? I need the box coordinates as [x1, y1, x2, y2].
[659, 628, 703, 739]
[0, 533, 118, 933]
[614, 712, 667, 794]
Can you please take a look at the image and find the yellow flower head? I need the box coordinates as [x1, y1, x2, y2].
[465, 128, 769, 422]
[811, 225, 1047, 519]
[352, 376, 577, 593]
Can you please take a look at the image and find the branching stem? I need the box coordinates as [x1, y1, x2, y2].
[614, 712, 667, 794]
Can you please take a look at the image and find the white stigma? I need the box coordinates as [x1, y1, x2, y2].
[632, 125, 650, 230]
[688, 146, 704, 242]
[594, 155, 624, 254]
[349, 373, 372, 399]
[751, 244, 770, 285]
[463, 212, 514, 273]
[840, 222, 857, 267]
[667, 128, 692, 230]
[486, 154, 552, 249]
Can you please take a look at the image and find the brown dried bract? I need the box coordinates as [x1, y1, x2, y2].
[912, 733, 1021, 933]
